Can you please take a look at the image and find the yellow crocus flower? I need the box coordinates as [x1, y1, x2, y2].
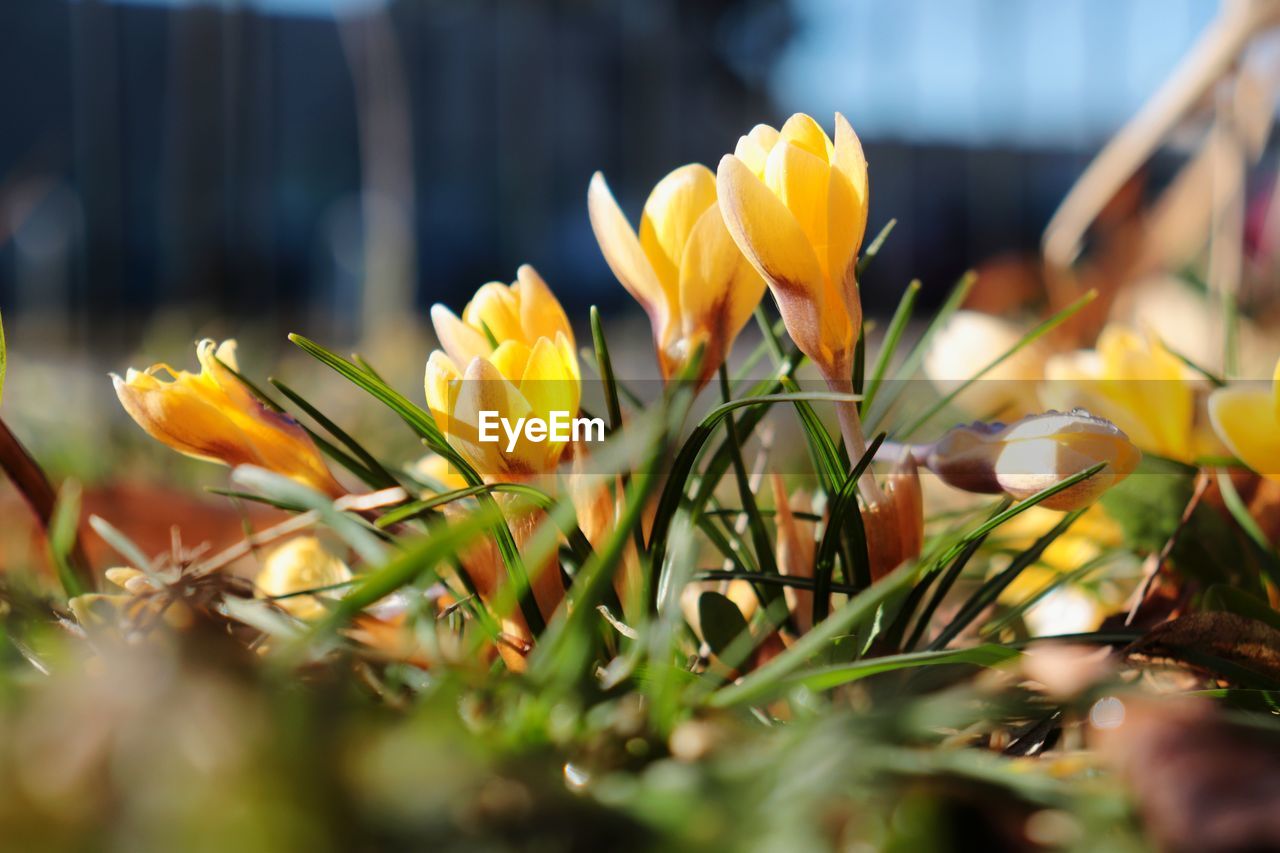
[715, 113, 869, 389]
[113, 339, 343, 496]
[425, 266, 580, 480]
[1209, 356, 1280, 483]
[587, 164, 766, 384]
[254, 536, 352, 621]
[1042, 325, 1219, 463]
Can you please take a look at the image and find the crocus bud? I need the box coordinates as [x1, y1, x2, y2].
[923, 410, 1140, 511]
[1208, 355, 1280, 483]
[716, 113, 868, 387]
[771, 474, 816, 633]
[425, 266, 581, 481]
[254, 536, 352, 621]
[588, 166, 766, 385]
[863, 459, 924, 581]
[113, 339, 343, 496]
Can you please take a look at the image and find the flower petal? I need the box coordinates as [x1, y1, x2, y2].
[763, 140, 831, 278]
[516, 264, 573, 347]
[677, 204, 766, 379]
[638, 163, 718, 301]
[1209, 386, 1280, 482]
[588, 171, 672, 334]
[778, 113, 834, 161]
[431, 304, 491, 365]
[734, 124, 781, 176]
[827, 113, 870, 299]
[716, 153, 827, 358]
[463, 282, 523, 343]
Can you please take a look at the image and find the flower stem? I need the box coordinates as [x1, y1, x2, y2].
[823, 372, 886, 506]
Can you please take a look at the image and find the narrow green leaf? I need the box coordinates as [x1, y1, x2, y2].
[1217, 469, 1280, 588]
[232, 466, 388, 566]
[862, 280, 920, 415]
[897, 290, 1097, 439]
[708, 561, 917, 707]
[812, 433, 884, 624]
[270, 377, 400, 489]
[775, 644, 1018, 694]
[928, 509, 1085, 650]
[901, 501, 1009, 650]
[88, 515, 156, 576]
[48, 480, 87, 597]
[855, 218, 896, 278]
[717, 365, 780, 593]
[309, 506, 501, 639]
[645, 391, 861, 610]
[290, 333, 542, 633]
[865, 270, 976, 433]
[591, 306, 624, 433]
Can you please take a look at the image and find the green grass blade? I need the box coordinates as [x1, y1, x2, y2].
[856, 218, 897, 278]
[591, 306, 624, 433]
[897, 290, 1097, 440]
[707, 562, 918, 707]
[48, 480, 87, 597]
[289, 333, 543, 633]
[811, 433, 884, 625]
[717, 365, 780, 591]
[927, 509, 1085, 651]
[645, 391, 861, 610]
[88, 515, 156, 576]
[862, 280, 920, 415]
[270, 378, 400, 489]
[308, 506, 501, 641]
[864, 271, 976, 433]
[1217, 469, 1280, 588]
[772, 644, 1018, 695]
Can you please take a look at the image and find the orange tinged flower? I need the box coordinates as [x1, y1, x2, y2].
[716, 113, 869, 386]
[425, 266, 581, 480]
[113, 339, 343, 496]
[588, 165, 766, 384]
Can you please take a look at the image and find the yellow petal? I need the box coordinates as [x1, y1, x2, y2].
[638, 164, 718, 299]
[677, 204, 766, 379]
[588, 171, 673, 340]
[763, 140, 831, 279]
[453, 357, 534, 478]
[424, 350, 461, 433]
[716, 154, 828, 360]
[520, 335, 579, 424]
[116, 341, 341, 496]
[778, 113, 834, 161]
[488, 340, 532, 383]
[734, 124, 781, 176]
[515, 264, 573, 347]
[463, 282, 523, 343]
[113, 372, 249, 466]
[1209, 386, 1280, 482]
[827, 113, 870, 298]
[431, 304, 491, 365]
[255, 536, 352, 621]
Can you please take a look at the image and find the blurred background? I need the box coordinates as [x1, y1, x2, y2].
[0, 0, 1236, 347]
